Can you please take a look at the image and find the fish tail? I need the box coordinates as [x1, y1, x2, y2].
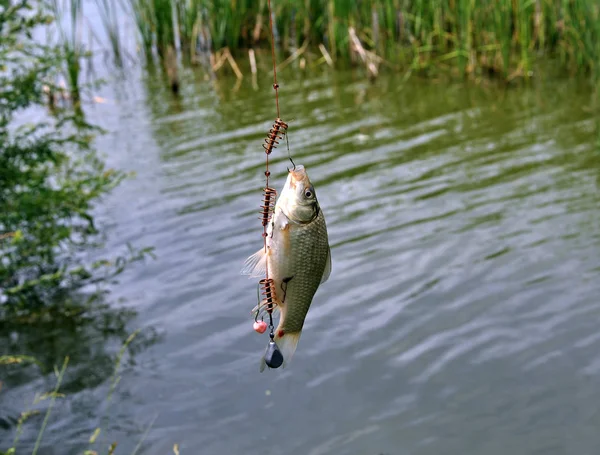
[278, 331, 301, 367]
[259, 331, 302, 372]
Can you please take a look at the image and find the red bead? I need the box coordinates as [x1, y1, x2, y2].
[253, 321, 267, 333]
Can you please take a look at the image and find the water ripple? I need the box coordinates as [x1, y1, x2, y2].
[6, 70, 600, 455]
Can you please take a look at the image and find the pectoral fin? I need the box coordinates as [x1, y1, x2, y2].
[320, 246, 332, 284]
[241, 248, 267, 278]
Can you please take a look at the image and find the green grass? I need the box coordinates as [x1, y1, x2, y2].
[108, 0, 600, 83]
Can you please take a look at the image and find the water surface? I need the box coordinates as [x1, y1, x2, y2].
[3, 62, 600, 455]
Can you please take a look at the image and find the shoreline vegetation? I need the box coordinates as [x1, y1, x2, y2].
[27, 0, 600, 103]
[112, 0, 600, 88]
[1, 2, 155, 454]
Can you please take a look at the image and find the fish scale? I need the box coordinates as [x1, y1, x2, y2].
[272, 209, 330, 334]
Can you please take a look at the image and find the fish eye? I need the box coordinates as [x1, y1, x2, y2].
[304, 189, 313, 198]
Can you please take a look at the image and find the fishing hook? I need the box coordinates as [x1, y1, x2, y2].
[280, 276, 293, 304]
[286, 130, 296, 172]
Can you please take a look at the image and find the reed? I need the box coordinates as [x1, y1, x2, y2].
[105, 0, 600, 82]
[122, 0, 176, 60]
[126, 0, 155, 56]
[48, 0, 85, 106]
[93, 0, 124, 66]
[1, 332, 151, 455]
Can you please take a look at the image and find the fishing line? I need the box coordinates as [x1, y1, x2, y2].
[267, 0, 281, 119]
[252, 0, 291, 369]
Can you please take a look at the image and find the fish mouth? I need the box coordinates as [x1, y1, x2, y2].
[281, 164, 319, 224]
[288, 165, 309, 188]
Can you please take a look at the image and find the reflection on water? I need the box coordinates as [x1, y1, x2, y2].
[3, 62, 600, 454]
[0, 289, 159, 452]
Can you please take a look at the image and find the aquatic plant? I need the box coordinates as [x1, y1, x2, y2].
[0, 0, 153, 318]
[126, 0, 155, 57]
[115, 0, 600, 83]
[93, 0, 125, 67]
[46, 0, 87, 106]
[122, 0, 176, 59]
[0, 328, 158, 455]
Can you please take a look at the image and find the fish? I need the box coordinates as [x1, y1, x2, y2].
[242, 164, 331, 371]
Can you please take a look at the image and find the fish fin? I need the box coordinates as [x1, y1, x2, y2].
[278, 332, 301, 368]
[320, 246, 332, 284]
[260, 331, 302, 372]
[241, 248, 267, 277]
[277, 214, 289, 231]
